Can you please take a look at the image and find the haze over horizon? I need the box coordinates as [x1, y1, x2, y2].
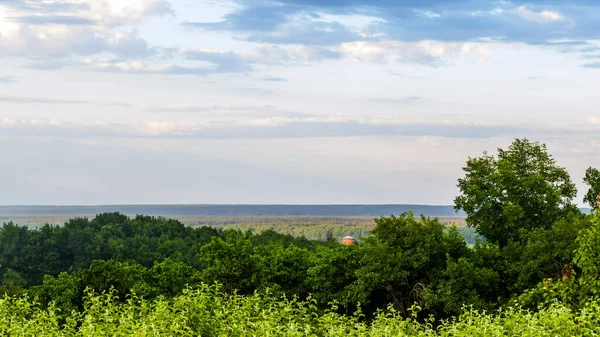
[2, 0, 600, 205]
[2, 203, 455, 206]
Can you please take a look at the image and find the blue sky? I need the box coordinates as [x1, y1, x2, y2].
[1, 0, 600, 205]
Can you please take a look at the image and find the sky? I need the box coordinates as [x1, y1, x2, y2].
[1, 0, 600, 205]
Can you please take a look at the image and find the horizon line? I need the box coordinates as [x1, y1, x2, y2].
[0, 203, 458, 207]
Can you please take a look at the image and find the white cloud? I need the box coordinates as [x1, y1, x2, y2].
[0, 6, 20, 37]
[250, 44, 340, 64]
[0, 1, 172, 59]
[0, 117, 62, 126]
[515, 6, 564, 23]
[0, 95, 129, 107]
[9, 0, 174, 27]
[106, 29, 150, 57]
[84, 58, 215, 75]
[90, 0, 174, 26]
[146, 104, 278, 113]
[82, 43, 340, 75]
[306, 12, 386, 28]
[414, 10, 442, 19]
[339, 40, 496, 66]
[137, 121, 194, 136]
[0, 114, 526, 139]
[86, 59, 166, 72]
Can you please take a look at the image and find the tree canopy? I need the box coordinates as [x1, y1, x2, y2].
[454, 138, 578, 246]
[583, 167, 600, 209]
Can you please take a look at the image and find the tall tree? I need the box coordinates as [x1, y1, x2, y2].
[454, 138, 578, 246]
[583, 167, 600, 209]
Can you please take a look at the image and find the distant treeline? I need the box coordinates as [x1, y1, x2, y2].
[1, 214, 472, 242]
[0, 204, 466, 217]
[2, 215, 462, 228]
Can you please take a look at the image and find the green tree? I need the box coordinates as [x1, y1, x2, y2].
[0, 222, 30, 280]
[198, 231, 259, 294]
[29, 271, 83, 315]
[517, 213, 600, 310]
[573, 213, 600, 299]
[79, 260, 147, 298]
[583, 167, 600, 209]
[348, 213, 469, 316]
[254, 244, 310, 296]
[0, 268, 27, 296]
[502, 213, 591, 293]
[426, 256, 500, 317]
[455, 138, 578, 247]
[306, 244, 359, 310]
[143, 259, 200, 298]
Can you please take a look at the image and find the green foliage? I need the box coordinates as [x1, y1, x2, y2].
[575, 216, 600, 279]
[306, 244, 360, 307]
[583, 167, 600, 209]
[347, 213, 485, 318]
[2, 284, 600, 336]
[29, 259, 201, 316]
[12, 211, 508, 321]
[455, 138, 578, 246]
[29, 271, 82, 315]
[0, 214, 222, 288]
[502, 212, 591, 293]
[517, 213, 600, 311]
[0, 268, 27, 296]
[198, 231, 259, 294]
[254, 244, 311, 296]
[143, 259, 200, 298]
[572, 212, 600, 302]
[427, 257, 500, 316]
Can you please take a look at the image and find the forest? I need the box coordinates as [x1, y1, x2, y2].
[0, 214, 471, 243]
[1, 138, 600, 336]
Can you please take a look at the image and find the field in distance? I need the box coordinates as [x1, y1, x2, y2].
[0, 216, 471, 243]
[0, 204, 471, 242]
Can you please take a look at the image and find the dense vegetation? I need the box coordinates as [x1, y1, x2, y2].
[2, 285, 600, 336]
[1, 138, 600, 335]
